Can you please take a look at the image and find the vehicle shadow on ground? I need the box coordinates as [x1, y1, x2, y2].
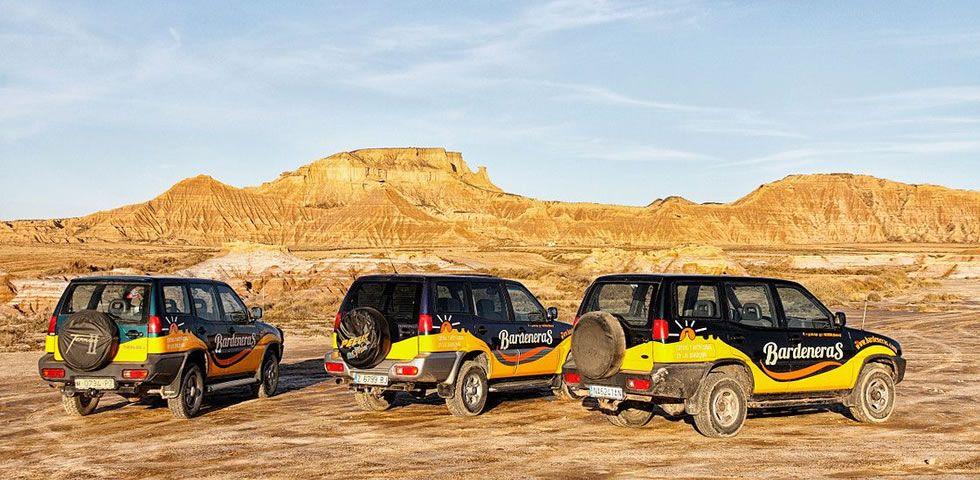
[130, 358, 330, 417]
[388, 387, 558, 414]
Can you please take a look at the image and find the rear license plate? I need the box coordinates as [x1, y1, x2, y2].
[75, 378, 116, 390]
[588, 385, 624, 400]
[353, 373, 389, 386]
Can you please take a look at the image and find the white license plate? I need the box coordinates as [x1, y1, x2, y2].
[588, 385, 624, 400]
[75, 378, 116, 390]
[353, 373, 389, 386]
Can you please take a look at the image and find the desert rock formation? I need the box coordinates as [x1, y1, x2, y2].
[1, 148, 977, 247]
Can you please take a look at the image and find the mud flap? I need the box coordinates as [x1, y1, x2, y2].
[160, 352, 194, 399]
[437, 352, 467, 399]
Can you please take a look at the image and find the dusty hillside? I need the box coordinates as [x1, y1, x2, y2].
[1, 147, 977, 247]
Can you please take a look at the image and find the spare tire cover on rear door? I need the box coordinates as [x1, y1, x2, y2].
[570, 311, 627, 379]
[336, 307, 392, 369]
[57, 309, 120, 372]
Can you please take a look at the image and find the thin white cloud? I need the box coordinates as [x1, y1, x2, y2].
[718, 140, 980, 169]
[845, 86, 980, 110]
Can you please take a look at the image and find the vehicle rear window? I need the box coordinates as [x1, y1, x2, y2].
[587, 282, 658, 327]
[62, 282, 150, 323]
[347, 281, 422, 324]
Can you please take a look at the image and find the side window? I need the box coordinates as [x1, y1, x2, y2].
[777, 286, 833, 329]
[471, 282, 507, 321]
[725, 284, 776, 328]
[588, 282, 657, 327]
[189, 284, 221, 322]
[217, 285, 248, 323]
[675, 283, 721, 319]
[435, 282, 471, 314]
[162, 285, 191, 314]
[506, 284, 546, 323]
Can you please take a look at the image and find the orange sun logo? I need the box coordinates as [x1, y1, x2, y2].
[668, 319, 706, 341]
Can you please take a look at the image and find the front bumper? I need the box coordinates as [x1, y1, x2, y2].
[38, 353, 185, 395]
[563, 363, 711, 401]
[325, 351, 461, 386]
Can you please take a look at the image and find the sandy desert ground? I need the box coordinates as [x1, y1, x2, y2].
[0, 303, 977, 479]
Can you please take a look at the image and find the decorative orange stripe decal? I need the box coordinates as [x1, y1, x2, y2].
[759, 361, 842, 381]
[496, 346, 548, 363]
[210, 348, 252, 368]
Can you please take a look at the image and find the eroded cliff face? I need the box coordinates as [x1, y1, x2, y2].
[1, 148, 977, 247]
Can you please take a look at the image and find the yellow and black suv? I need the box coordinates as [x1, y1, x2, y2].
[325, 274, 572, 416]
[39, 276, 284, 419]
[562, 274, 905, 437]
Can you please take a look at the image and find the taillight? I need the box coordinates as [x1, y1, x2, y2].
[47, 315, 58, 335]
[122, 369, 148, 380]
[572, 315, 581, 325]
[325, 361, 345, 374]
[41, 368, 65, 379]
[652, 318, 669, 341]
[626, 377, 652, 391]
[334, 311, 343, 329]
[563, 372, 581, 384]
[418, 314, 433, 334]
[394, 365, 419, 376]
[147, 315, 162, 335]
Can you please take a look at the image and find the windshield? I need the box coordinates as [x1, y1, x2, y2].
[62, 282, 150, 323]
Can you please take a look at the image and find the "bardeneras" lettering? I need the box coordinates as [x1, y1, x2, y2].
[498, 330, 553, 350]
[214, 333, 256, 353]
[763, 342, 843, 366]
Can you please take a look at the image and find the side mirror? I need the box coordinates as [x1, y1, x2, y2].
[546, 307, 558, 321]
[250, 306, 263, 320]
[834, 311, 846, 328]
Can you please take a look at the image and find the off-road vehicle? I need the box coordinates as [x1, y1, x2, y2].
[39, 276, 284, 419]
[563, 274, 905, 437]
[325, 274, 573, 416]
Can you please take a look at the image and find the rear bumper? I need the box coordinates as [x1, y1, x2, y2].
[38, 353, 185, 395]
[563, 362, 711, 401]
[325, 351, 460, 386]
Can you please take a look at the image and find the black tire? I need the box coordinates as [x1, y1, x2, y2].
[353, 390, 395, 412]
[168, 364, 204, 419]
[570, 312, 626, 379]
[605, 403, 655, 428]
[848, 364, 895, 424]
[692, 372, 747, 438]
[336, 307, 392, 370]
[251, 351, 280, 398]
[57, 310, 119, 372]
[62, 393, 99, 417]
[446, 360, 489, 417]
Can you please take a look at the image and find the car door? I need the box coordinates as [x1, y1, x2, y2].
[720, 282, 791, 393]
[773, 283, 854, 391]
[159, 283, 198, 351]
[504, 282, 560, 377]
[188, 283, 234, 378]
[214, 283, 261, 376]
[468, 281, 517, 378]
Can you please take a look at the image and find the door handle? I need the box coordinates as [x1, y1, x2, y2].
[476, 326, 487, 335]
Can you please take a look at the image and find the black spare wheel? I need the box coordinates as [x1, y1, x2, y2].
[57, 310, 120, 372]
[337, 307, 392, 369]
[570, 311, 626, 379]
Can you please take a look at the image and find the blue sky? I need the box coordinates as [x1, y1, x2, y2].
[1, 1, 979, 219]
